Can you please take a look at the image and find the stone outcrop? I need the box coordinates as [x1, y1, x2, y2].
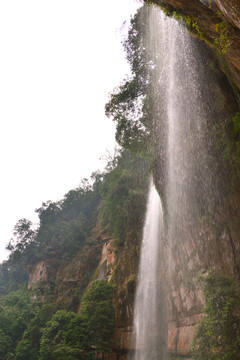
[215, 0, 240, 29]
[27, 243, 101, 308]
[160, 203, 240, 357]
[27, 260, 47, 290]
[54, 244, 101, 307]
[26, 233, 116, 309]
[98, 240, 116, 280]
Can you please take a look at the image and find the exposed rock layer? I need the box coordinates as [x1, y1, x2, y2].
[150, 2, 240, 357]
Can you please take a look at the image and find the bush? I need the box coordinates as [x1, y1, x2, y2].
[38, 280, 115, 359]
[79, 280, 115, 353]
[192, 271, 240, 360]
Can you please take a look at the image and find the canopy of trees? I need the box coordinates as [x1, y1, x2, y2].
[0, 280, 114, 360]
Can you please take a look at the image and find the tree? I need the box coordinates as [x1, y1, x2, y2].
[39, 310, 78, 360]
[15, 303, 57, 360]
[99, 149, 149, 247]
[79, 280, 115, 353]
[35, 201, 62, 225]
[6, 219, 36, 254]
[0, 286, 41, 358]
[105, 6, 154, 152]
[39, 280, 115, 359]
[0, 330, 12, 360]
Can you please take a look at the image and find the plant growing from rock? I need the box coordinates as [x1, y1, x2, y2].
[192, 270, 240, 360]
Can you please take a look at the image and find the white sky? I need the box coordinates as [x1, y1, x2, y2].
[0, 0, 141, 263]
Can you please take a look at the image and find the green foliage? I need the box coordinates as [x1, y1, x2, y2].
[6, 219, 36, 254]
[0, 259, 28, 296]
[0, 219, 38, 295]
[99, 150, 149, 248]
[105, 6, 155, 152]
[214, 21, 229, 55]
[0, 145, 149, 357]
[0, 330, 12, 360]
[0, 174, 104, 296]
[34, 179, 101, 260]
[15, 303, 58, 360]
[158, 1, 230, 57]
[8, 179, 106, 304]
[170, 11, 204, 38]
[38, 280, 115, 359]
[213, 112, 240, 167]
[80, 280, 115, 352]
[39, 310, 78, 360]
[192, 271, 240, 359]
[232, 112, 240, 136]
[144, 0, 153, 5]
[0, 286, 41, 359]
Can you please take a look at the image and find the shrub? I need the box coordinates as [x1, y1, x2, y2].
[192, 271, 240, 359]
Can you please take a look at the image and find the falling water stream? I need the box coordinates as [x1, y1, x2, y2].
[133, 179, 163, 360]
[132, 4, 222, 359]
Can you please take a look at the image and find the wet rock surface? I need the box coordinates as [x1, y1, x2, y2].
[151, 0, 240, 92]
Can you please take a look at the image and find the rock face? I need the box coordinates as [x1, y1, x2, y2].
[159, 193, 240, 357]
[27, 260, 47, 290]
[26, 233, 116, 308]
[151, 0, 240, 92]
[145, 3, 240, 357]
[27, 244, 102, 309]
[54, 244, 101, 307]
[215, 0, 240, 29]
[98, 240, 116, 280]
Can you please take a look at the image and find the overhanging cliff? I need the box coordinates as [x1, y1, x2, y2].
[149, 0, 240, 94]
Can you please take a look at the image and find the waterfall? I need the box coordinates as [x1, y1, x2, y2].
[164, 15, 214, 233]
[133, 179, 164, 360]
[131, 4, 224, 359]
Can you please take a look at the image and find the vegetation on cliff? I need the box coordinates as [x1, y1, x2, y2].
[38, 280, 115, 360]
[0, 280, 114, 360]
[0, 144, 149, 359]
[192, 270, 240, 360]
[105, 5, 159, 155]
